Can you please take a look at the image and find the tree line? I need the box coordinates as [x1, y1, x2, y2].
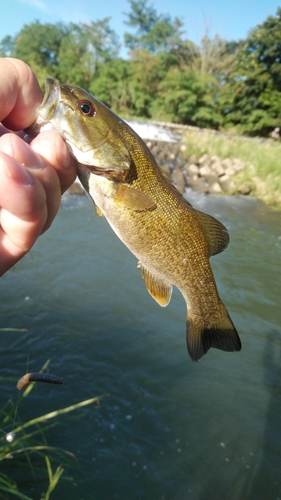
[1, 0, 281, 136]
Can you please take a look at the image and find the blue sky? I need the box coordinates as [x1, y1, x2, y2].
[0, 0, 280, 55]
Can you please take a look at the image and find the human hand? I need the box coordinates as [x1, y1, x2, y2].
[0, 58, 77, 276]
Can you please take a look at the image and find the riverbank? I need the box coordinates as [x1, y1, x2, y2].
[179, 123, 281, 210]
[69, 119, 281, 210]
[149, 120, 281, 210]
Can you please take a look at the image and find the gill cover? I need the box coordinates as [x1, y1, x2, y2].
[37, 78, 131, 174]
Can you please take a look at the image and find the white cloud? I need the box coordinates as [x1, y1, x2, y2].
[19, 0, 49, 11]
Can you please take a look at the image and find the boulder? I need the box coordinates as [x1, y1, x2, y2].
[219, 175, 236, 192]
[199, 164, 212, 177]
[221, 158, 233, 170]
[187, 177, 208, 194]
[211, 161, 225, 176]
[210, 155, 220, 164]
[160, 163, 171, 174]
[198, 153, 210, 166]
[208, 181, 222, 194]
[171, 167, 185, 193]
[188, 153, 198, 164]
[225, 165, 236, 176]
[186, 163, 199, 176]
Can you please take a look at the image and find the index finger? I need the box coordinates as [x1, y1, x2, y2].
[0, 57, 43, 130]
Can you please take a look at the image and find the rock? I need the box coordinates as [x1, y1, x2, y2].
[198, 153, 210, 166]
[208, 181, 222, 194]
[225, 165, 236, 176]
[189, 174, 199, 182]
[186, 163, 199, 175]
[176, 159, 186, 170]
[219, 175, 236, 192]
[232, 158, 245, 172]
[67, 182, 85, 195]
[221, 158, 233, 170]
[160, 163, 171, 174]
[187, 177, 208, 194]
[219, 174, 230, 183]
[180, 144, 187, 152]
[211, 161, 225, 176]
[205, 174, 219, 186]
[238, 183, 253, 195]
[188, 153, 198, 164]
[171, 167, 185, 193]
[199, 164, 212, 177]
[157, 149, 169, 163]
[210, 155, 220, 164]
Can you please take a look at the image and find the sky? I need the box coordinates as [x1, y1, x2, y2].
[0, 0, 280, 57]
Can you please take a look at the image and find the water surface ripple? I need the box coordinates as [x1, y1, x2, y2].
[1, 191, 280, 500]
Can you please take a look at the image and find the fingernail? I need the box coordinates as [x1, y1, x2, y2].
[5, 161, 34, 185]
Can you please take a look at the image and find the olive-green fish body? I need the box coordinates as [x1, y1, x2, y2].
[33, 78, 241, 361]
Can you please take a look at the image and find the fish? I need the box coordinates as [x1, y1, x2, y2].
[17, 372, 63, 390]
[30, 78, 242, 362]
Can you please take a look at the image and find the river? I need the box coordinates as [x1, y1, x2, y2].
[0, 189, 280, 500]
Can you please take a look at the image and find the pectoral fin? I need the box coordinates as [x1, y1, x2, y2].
[138, 263, 172, 307]
[114, 184, 156, 211]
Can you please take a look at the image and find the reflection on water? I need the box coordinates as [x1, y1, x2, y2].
[0, 192, 280, 499]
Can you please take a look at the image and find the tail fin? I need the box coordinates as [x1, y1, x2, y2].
[186, 306, 241, 362]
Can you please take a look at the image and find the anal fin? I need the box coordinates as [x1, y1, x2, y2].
[137, 262, 172, 307]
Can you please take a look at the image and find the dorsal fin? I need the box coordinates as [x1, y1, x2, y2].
[137, 262, 173, 307]
[194, 210, 229, 256]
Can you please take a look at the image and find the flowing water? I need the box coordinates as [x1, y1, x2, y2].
[0, 190, 280, 500]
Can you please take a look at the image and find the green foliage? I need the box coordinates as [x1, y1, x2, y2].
[89, 58, 133, 112]
[124, 0, 184, 53]
[57, 20, 120, 89]
[219, 8, 281, 134]
[150, 67, 222, 128]
[0, 360, 105, 499]
[0, 3, 281, 136]
[12, 21, 67, 84]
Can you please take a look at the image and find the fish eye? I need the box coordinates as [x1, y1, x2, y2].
[77, 100, 96, 117]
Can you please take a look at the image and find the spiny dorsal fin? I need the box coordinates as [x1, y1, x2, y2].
[137, 262, 173, 307]
[114, 184, 156, 211]
[194, 210, 229, 256]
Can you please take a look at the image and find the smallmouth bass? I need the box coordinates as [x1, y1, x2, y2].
[32, 78, 241, 361]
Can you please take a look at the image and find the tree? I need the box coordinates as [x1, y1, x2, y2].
[0, 35, 15, 57]
[89, 58, 133, 112]
[149, 67, 222, 128]
[13, 21, 67, 79]
[57, 20, 120, 88]
[124, 0, 184, 53]
[219, 8, 281, 135]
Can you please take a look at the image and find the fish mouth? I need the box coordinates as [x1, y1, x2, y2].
[37, 78, 61, 121]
